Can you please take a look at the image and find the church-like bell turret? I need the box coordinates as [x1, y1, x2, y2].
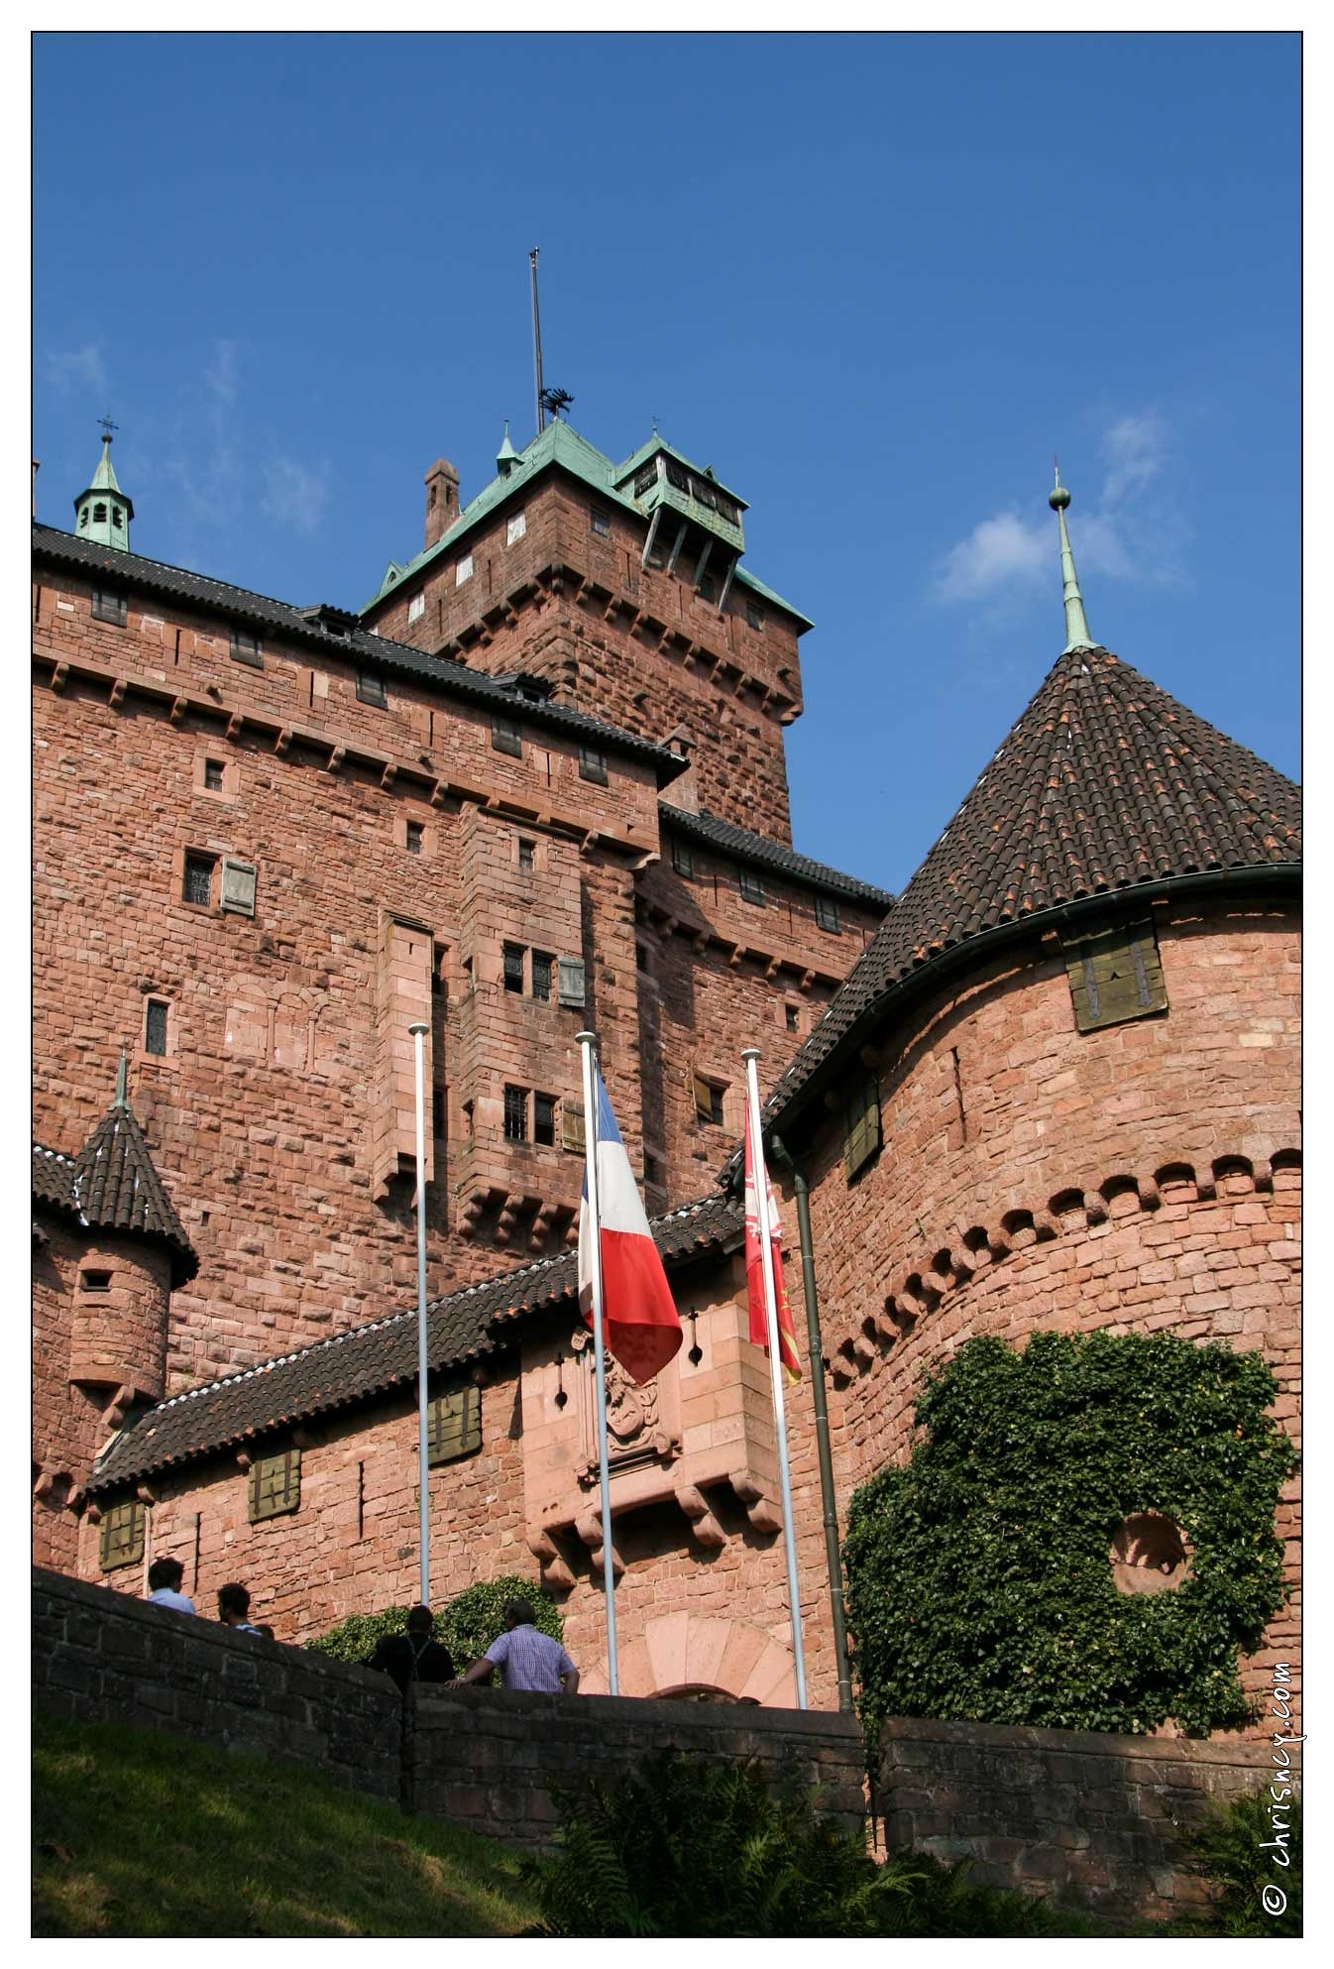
[73, 419, 134, 551]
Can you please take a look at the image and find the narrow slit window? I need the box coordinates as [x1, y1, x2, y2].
[406, 821, 425, 855]
[518, 837, 536, 871]
[145, 999, 169, 1056]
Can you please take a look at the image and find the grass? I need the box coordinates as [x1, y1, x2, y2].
[32, 1707, 540, 1938]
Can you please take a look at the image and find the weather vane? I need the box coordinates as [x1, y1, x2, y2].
[98, 412, 119, 442]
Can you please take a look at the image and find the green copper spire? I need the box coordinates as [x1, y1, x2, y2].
[114, 1050, 129, 1109]
[496, 420, 522, 477]
[1048, 460, 1095, 653]
[73, 417, 134, 552]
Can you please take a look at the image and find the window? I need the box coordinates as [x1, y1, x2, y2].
[112, 506, 124, 530]
[579, 746, 608, 785]
[145, 999, 169, 1056]
[746, 601, 763, 631]
[531, 950, 553, 1002]
[739, 869, 766, 906]
[644, 1153, 659, 1186]
[590, 507, 611, 537]
[99, 1498, 145, 1572]
[507, 511, 527, 546]
[220, 858, 258, 917]
[249, 1447, 301, 1523]
[203, 758, 224, 792]
[785, 1004, 799, 1034]
[492, 714, 522, 757]
[694, 1074, 725, 1127]
[636, 943, 652, 976]
[503, 1085, 528, 1142]
[406, 822, 425, 855]
[671, 839, 695, 880]
[518, 837, 536, 871]
[79, 505, 89, 529]
[183, 853, 215, 907]
[1063, 921, 1169, 1033]
[844, 1074, 882, 1179]
[534, 1093, 556, 1147]
[92, 589, 127, 626]
[357, 672, 388, 707]
[698, 577, 716, 603]
[455, 553, 473, 586]
[93, 502, 107, 524]
[428, 1386, 482, 1465]
[815, 895, 842, 934]
[407, 594, 426, 624]
[503, 944, 525, 993]
[230, 627, 262, 668]
[80, 1269, 112, 1293]
[633, 464, 658, 499]
[556, 956, 586, 1007]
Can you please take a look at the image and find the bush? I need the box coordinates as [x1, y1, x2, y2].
[1182, 1789, 1302, 1936]
[524, 1750, 919, 1937]
[844, 1331, 1297, 1743]
[308, 1574, 562, 1669]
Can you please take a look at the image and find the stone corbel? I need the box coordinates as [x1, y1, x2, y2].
[729, 1470, 783, 1536]
[575, 1509, 626, 1578]
[676, 1482, 727, 1550]
[526, 1524, 576, 1593]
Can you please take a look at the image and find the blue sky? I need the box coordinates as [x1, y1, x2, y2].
[33, 31, 1300, 894]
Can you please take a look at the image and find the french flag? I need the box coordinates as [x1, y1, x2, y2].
[578, 1066, 682, 1386]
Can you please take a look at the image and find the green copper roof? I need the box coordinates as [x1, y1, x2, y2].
[359, 420, 810, 628]
[612, 435, 748, 512]
[73, 436, 134, 552]
[1049, 462, 1096, 653]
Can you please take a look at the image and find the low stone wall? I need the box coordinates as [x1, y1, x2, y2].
[879, 1714, 1281, 1919]
[32, 1567, 402, 1805]
[407, 1685, 866, 1851]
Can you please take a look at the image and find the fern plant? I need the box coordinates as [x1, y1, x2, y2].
[1183, 1790, 1302, 1936]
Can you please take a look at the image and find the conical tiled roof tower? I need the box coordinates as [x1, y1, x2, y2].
[54, 1057, 197, 1284]
[771, 476, 1300, 1121]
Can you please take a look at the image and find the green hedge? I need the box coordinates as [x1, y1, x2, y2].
[844, 1331, 1296, 1742]
[307, 1574, 562, 1669]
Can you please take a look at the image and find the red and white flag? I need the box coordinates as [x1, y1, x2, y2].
[578, 1065, 682, 1385]
[744, 1105, 801, 1382]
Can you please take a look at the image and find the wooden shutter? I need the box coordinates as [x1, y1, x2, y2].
[427, 1385, 482, 1465]
[693, 1071, 716, 1122]
[556, 956, 586, 1007]
[249, 1447, 301, 1522]
[1063, 921, 1168, 1033]
[562, 1099, 586, 1153]
[844, 1073, 882, 1178]
[220, 858, 258, 917]
[99, 1497, 145, 1571]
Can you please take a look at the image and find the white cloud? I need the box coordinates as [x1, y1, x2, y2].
[204, 340, 239, 406]
[1100, 412, 1165, 507]
[260, 457, 329, 537]
[937, 509, 1047, 601]
[44, 343, 105, 395]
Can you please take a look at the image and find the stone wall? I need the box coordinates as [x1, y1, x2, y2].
[32, 1566, 402, 1806]
[406, 1684, 866, 1853]
[878, 1714, 1283, 1920]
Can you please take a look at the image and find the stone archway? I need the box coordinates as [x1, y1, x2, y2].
[580, 1612, 797, 1706]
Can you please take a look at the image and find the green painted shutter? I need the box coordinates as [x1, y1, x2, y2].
[99, 1497, 145, 1571]
[427, 1385, 482, 1465]
[844, 1073, 882, 1178]
[249, 1447, 301, 1522]
[1063, 921, 1168, 1033]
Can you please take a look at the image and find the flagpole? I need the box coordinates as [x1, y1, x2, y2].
[409, 1020, 431, 1608]
[577, 1030, 619, 1694]
[742, 1048, 808, 1709]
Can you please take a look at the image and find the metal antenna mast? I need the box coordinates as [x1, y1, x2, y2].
[530, 248, 545, 436]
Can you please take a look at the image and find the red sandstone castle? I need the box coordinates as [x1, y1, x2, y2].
[32, 419, 1300, 1721]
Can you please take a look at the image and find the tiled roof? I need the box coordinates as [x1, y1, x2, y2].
[33, 1106, 198, 1287]
[768, 646, 1302, 1125]
[661, 804, 894, 906]
[86, 1193, 744, 1492]
[359, 421, 812, 628]
[32, 523, 685, 785]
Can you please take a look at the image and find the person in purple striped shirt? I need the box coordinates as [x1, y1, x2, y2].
[449, 1598, 580, 1695]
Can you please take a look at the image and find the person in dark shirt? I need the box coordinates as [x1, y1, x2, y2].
[365, 1605, 455, 1694]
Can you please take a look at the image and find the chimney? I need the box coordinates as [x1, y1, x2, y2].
[424, 458, 460, 551]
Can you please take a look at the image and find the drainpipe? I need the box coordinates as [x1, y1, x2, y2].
[768, 1132, 854, 1714]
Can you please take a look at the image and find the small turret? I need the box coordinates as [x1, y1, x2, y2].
[496, 421, 522, 478]
[73, 418, 134, 552]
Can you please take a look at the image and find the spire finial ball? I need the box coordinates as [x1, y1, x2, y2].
[1049, 484, 1072, 512]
